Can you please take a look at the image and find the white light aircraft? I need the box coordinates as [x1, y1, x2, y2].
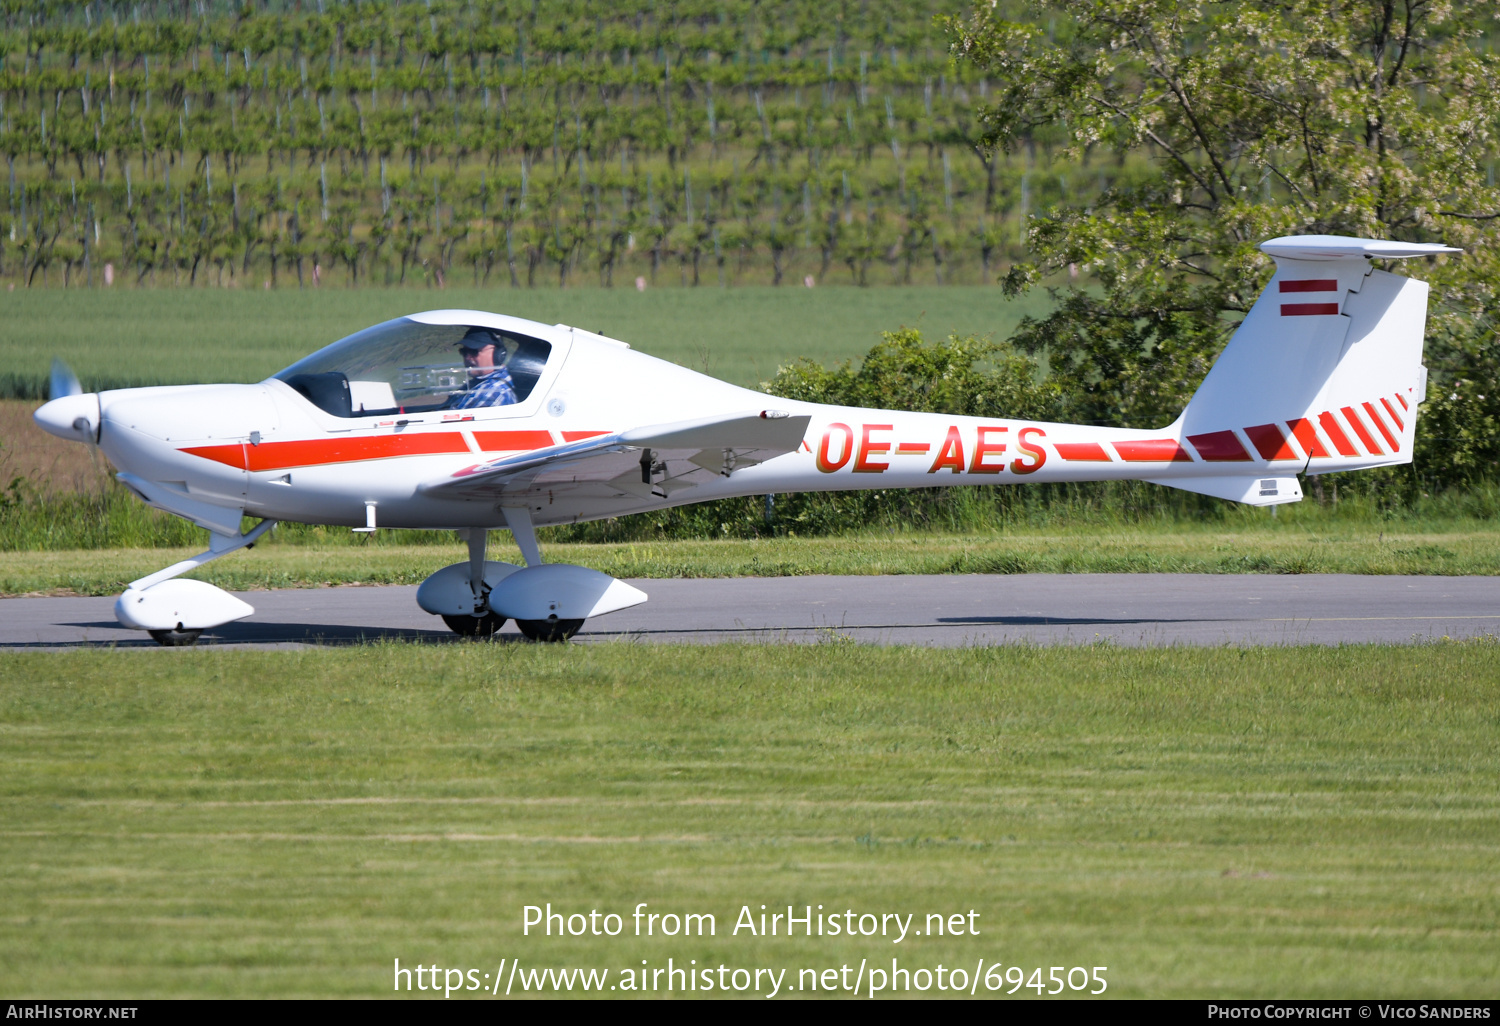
[34, 234, 1456, 645]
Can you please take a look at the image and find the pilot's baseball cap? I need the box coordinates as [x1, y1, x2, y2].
[456, 328, 500, 351]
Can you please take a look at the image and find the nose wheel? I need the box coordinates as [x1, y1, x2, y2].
[441, 612, 508, 637]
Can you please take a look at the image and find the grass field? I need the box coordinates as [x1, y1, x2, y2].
[1, 643, 1496, 998]
[0, 284, 1049, 398]
[4, 521, 1498, 596]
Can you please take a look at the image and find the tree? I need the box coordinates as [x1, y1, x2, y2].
[951, 0, 1500, 481]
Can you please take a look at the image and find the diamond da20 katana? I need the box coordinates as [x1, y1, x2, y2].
[33, 233, 1457, 644]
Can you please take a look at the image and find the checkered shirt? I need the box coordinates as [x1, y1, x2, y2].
[448, 368, 518, 409]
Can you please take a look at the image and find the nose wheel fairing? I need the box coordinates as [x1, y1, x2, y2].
[113, 521, 276, 646]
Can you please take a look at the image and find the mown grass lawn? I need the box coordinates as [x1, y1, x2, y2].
[0, 284, 1050, 397]
[5, 521, 1500, 596]
[1, 643, 1497, 997]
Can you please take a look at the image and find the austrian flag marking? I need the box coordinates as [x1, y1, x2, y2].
[1278, 278, 1341, 316]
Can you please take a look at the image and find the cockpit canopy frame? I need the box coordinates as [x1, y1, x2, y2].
[273, 315, 554, 418]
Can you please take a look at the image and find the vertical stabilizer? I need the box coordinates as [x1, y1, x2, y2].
[1166, 235, 1457, 494]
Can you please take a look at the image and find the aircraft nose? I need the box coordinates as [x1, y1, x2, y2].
[34, 393, 101, 443]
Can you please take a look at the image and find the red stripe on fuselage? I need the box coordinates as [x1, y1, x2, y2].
[473, 430, 555, 451]
[1281, 302, 1341, 316]
[183, 433, 472, 472]
[1279, 279, 1339, 293]
[1054, 442, 1111, 461]
[181, 444, 247, 469]
[1112, 439, 1193, 462]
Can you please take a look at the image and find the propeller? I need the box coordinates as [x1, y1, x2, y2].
[49, 357, 82, 400]
[34, 357, 101, 451]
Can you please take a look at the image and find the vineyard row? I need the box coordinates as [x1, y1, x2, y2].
[1, 0, 1106, 288]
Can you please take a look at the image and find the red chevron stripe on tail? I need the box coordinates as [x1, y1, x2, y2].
[1341, 406, 1383, 455]
[1318, 412, 1360, 456]
[1381, 397, 1404, 431]
[1363, 402, 1400, 452]
[1244, 423, 1299, 461]
[1288, 418, 1330, 458]
[1186, 430, 1251, 461]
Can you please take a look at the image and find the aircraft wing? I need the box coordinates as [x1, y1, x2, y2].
[419, 409, 811, 502]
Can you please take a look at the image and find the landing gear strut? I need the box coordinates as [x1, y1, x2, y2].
[498, 508, 586, 641]
[436, 527, 511, 638]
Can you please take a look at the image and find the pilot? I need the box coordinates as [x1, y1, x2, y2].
[446, 328, 518, 409]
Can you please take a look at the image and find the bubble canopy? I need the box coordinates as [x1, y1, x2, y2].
[273, 316, 553, 418]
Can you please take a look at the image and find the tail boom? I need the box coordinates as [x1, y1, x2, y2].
[724, 235, 1453, 510]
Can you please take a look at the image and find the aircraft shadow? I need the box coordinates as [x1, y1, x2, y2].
[15, 615, 1229, 649]
[579, 615, 1220, 637]
[50, 620, 463, 647]
[934, 615, 1213, 626]
[211, 621, 464, 646]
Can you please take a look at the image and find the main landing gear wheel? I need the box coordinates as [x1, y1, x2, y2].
[148, 628, 203, 647]
[515, 617, 585, 642]
[441, 612, 508, 637]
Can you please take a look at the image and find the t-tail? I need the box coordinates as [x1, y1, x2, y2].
[1152, 234, 1460, 506]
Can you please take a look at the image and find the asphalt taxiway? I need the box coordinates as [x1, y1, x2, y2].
[2, 574, 1497, 648]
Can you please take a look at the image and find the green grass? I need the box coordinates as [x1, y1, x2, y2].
[5, 519, 1500, 596]
[1, 643, 1497, 998]
[0, 284, 1049, 397]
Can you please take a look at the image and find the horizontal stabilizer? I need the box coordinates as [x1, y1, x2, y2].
[1146, 475, 1303, 507]
[1259, 235, 1461, 261]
